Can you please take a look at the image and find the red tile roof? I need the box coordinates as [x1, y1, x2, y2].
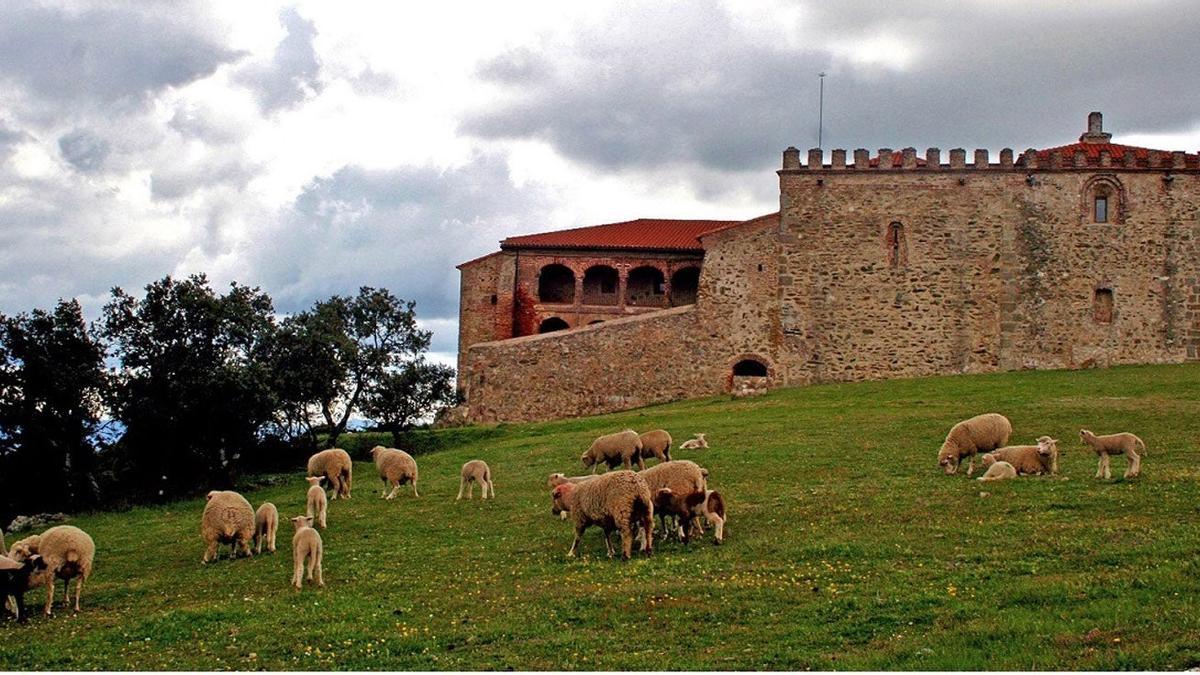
[1025, 142, 1200, 168]
[869, 151, 927, 168]
[500, 218, 743, 253]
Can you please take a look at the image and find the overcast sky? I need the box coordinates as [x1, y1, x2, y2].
[1, 1, 1198, 364]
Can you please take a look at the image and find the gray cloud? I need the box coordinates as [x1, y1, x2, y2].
[0, 120, 30, 161]
[0, 1, 242, 110]
[462, 1, 1200, 175]
[236, 7, 323, 112]
[58, 128, 111, 172]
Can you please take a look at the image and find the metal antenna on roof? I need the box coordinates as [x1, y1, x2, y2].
[817, 72, 826, 150]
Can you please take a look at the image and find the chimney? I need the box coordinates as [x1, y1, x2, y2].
[1079, 111, 1112, 144]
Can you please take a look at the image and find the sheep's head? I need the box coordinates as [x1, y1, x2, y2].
[937, 446, 959, 474]
[546, 473, 567, 489]
[1036, 436, 1059, 457]
[7, 536, 39, 562]
[980, 453, 997, 468]
[290, 516, 314, 530]
[369, 445, 387, 459]
[551, 484, 575, 516]
[305, 476, 324, 487]
[653, 488, 676, 514]
[1079, 429, 1094, 443]
[205, 491, 218, 501]
[580, 451, 594, 468]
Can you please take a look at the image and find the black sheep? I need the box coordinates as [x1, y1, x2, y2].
[0, 554, 47, 623]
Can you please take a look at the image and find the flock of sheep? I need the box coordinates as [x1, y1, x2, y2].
[936, 412, 1145, 481]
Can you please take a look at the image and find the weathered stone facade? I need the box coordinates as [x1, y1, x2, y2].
[458, 114, 1200, 422]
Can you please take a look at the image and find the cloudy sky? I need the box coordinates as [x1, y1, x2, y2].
[1, 1, 1198, 365]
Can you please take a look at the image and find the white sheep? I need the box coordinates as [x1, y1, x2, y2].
[290, 516, 324, 590]
[976, 460, 1017, 481]
[581, 429, 644, 473]
[1079, 429, 1144, 479]
[370, 446, 420, 499]
[546, 473, 596, 489]
[201, 490, 255, 563]
[254, 502, 279, 554]
[307, 448, 353, 500]
[638, 429, 673, 463]
[988, 436, 1060, 476]
[678, 433, 709, 450]
[559, 470, 654, 559]
[937, 413, 1012, 475]
[638, 460, 708, 540]
[306, 476, 328, 529]
[457, 460, 495, 500]
[8, 525, 96, 615]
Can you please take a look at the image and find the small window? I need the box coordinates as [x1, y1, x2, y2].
[886, 222, 907, 268]
[1094, 196, 1108, 223]
[1093, 288, 1114, 324]
[490, 294, 498, 305]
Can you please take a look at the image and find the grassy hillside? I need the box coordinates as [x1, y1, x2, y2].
[3, 363, 1200, 670]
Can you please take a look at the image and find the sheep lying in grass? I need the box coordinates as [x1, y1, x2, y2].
[307, 448, 353, 500]
[987, 437, 1059, 476]
[306, 477, 328, 529]
[0, 554, 46, 623]
[638, 429, 672, 463]
[370, 446, 419, 499]
[254, 502, 278, 554]
[290, 516, 324, 590]
[1080, 429, 1144, 479]
[563, 470, 654, 559]
[9, 525, 96, 615]
[201, 490, 255, 563]
[546, 472, 596, 489]
[678, 433, 708, 451]
[976, 459, 1017, 482]
[581, 429, 644, 473]
[638, 460, 708, 539]
[937, 413, 1012, 475]
[458, 460, 495, 500]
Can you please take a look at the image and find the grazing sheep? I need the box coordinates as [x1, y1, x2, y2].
[254, 502, 279, 554]
[457, 460, 495, 500]
[937, 413, 1013, 475]
[1079, 429, 1144, 479]
[678, 433, 708, 451]
[564, 470, 654, 560]
[550, 482, 577, 520]
[546, 472, 596, 488]
[638, 429, 673, 463]
[370, 446, 419, 499]
[201, 490, 256, 564]
[305, 477, 328, 529]
[290, 516, 324, 590]
[307, 448, 353, 500]
[638, 460, 708, 539]
[989, 437, 1060, 476]
[651, 488, 696, 542]
[689, 489, 726, 544]
[581, 429, 644, 473]
[0, 554, 46, 623]
[9, 525, 96, 616]
[976, 460, 1017, 482]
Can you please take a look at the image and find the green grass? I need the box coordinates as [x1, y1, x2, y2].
[4, 363, 1200, 670]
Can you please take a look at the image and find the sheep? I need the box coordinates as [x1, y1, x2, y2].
[678, 433, 709, 451]
[937, 413, 1012, 475]
[581, 429, 644, 473]
[546, 472, 596, 488]
[201, 490, 255, 564]
[976, 459, 1017, 482]
[370, 446, 419, 498]
[988, 436, 1060, 476]
[638, 429, 673, 463]
[457, 460, 495, 500]
[561, 470, 654, 560]
[307, 448, 353, 500]
[8, 525, 96, 616]
[306, 477, 328, 529]
[0, 554, 46, 623]
[290, 516, 324, 590]
[550, 482, 576, 520]
[638, 460, 708, 539]
[689, 489, 726, 544]
[254, 502, 279, 554]
[1079, 429, 1144, 479]
[651, 488, 696, 542]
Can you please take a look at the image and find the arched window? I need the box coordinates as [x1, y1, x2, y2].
[626, 266, 666, 306]
[1082, 175, 1124, 224]
[538, 317, 569, 333]
[670, 266, 700, 306]
[732, 359, 768, 377]
[886, 222, 907, 268]
[537, 264, 575, 303]
[581, 265, 619, 305]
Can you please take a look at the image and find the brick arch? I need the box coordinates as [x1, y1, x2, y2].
[537, 264, 576, 303]
[626, 265, 666, 307]
[538, 316, 570, 333]
[1081, 174, 1126, 224]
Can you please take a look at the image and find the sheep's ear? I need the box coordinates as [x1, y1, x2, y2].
[205, 491, 216, 501]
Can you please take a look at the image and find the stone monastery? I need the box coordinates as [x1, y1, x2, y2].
[456, 113, 1200, 423]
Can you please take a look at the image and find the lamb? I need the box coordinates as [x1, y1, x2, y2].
[651, 488, 696, 542]
[988, 436, 1060, 476]
[561, 470, 654, 560]
[1079, 429, 1144, 479]
[306, 477, 328, 529]
[370, 446, 419, 498]
[937, 413, 1012, 475]
[0, 554, 46, 623]
[976, 459, 1017, 482]
[254, 502, 279, 554]
[546, 472, 596, 488]
[678, 433, 709, 451]
[457, 460, 495, 500]
[690, 489, 726, 544]
[201, 490, 256, 563]
[550, 482, 577, 520]
[638, 460, 708, 538]
[307, 448, 353, 500]
[581, 429, 644, 473]
[290, 516, 324, 590]
[8, 525, 96, 615]
[638, 429, 673, 463]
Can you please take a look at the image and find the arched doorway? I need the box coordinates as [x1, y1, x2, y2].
[732, 359, 769, 376]
[582, 265, 619, 305]
[626, 266, 665, 307]
[670, 266, 700, 306]
[538, 317, 569, 333]
[538, 264, 575, 304]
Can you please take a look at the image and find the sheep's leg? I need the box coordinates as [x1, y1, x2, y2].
[74, 575, 84, 611]
[966, 455, 976, 476]
[293, 557, 304, 589]
[43, 579, 54, 616]
[314, 549, 324, 587]
[619, 526, 634, 560]
[306, 552, 316, 580]
[1103, 454, 1112, 480]
[319, 505, 327, 529]
[568, 524, 585, 558]
[203, 540, 218, 564]
[1125, 449, 1141, 478]
[385, 482, 400, 500]
[62, 577, 70, 608]
[468, 481, 475, 500]
[269, 526, 277, 553]
[642, 514, 654, 555]
[381, 477, 389, 498]
[1095, 455, 1105, 479]
[708, 512, 725, 544]
[603, 528, 615, 559]
[488, 480, 495, 499]
[412, 480, 420, 498]
[456, 478, 466, 501]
